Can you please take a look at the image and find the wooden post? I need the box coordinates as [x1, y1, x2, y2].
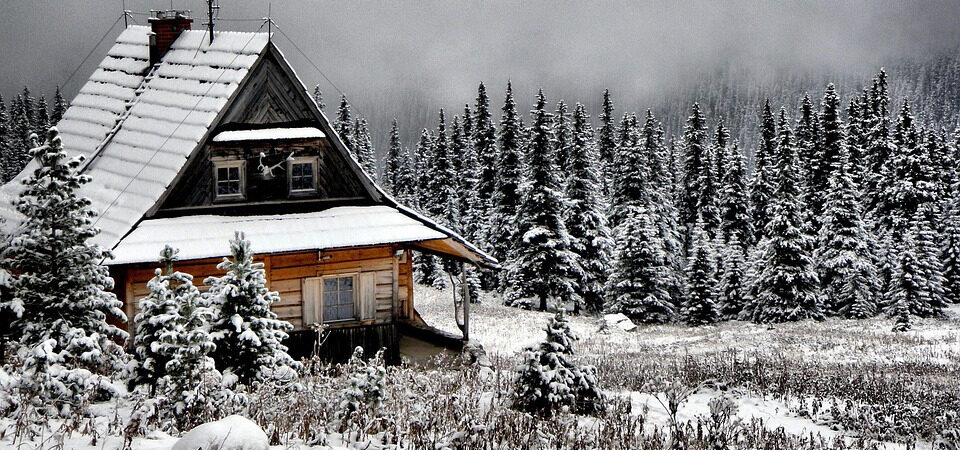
[461, 262, 469, 342]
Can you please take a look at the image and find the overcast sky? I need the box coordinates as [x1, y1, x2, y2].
[1, 1, 958, 134]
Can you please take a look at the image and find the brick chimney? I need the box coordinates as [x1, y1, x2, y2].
[148, 10, 193, 65]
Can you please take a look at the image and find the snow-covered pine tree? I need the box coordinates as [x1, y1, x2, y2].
[699, 141, 722, 238]
[352, 117, 378, 181]
[680, 102, 709, 236]
[336, 347, 386, 431]
[845, 95, 867, 186]
[452, 115, 482, 244]
[815, 145, 879, 318]
[911, 207, 948, 316]
[381, 119, 405, 196]
[312, 84, 325, 111]
[749, 109, 824, 324]
[795, 93, 821, 200]
[130, 246, 183, 392]
[473, 82, 498, 220]
[717, 234, 748, 320]
[1, 127, 128, 373]
[162, 264, 222, 432]
[513, 312, 603, 416]
[608, 113, 644, 228]
[890, 289, 912, 332]
[335, 95, 353, 155]
[750, 100, 778, 244]
[606, 206, 677, 323]
[488, 82, 525, 287]
[597, 89, 617, 195]
[34, 96, 49, 135]
[9, 94, 33, 176]
[564, 103, 613, 314]
[51, 86, 67, 125]
[505, 90, 581, 311]
[863, 70, 896, 216]
[0, 94, 12, 183]
[205, 231, 299, 386]
[807, 84, 846, 229]
[877, 102, 933, 234]
[886, 220, 940, 322]
[719, 141, 753, 247]
[943, 193, 960, 304]
[714, 117, 730, 186]
[20, 87, 35, 133]
[426, 109, 459, 229]
[553, 99, 573, 175]
[411, 129, 446, 289]
[683, 221, 720, 326]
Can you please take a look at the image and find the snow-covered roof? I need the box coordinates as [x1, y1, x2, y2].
[212, 126, 325, 142]
[111, 205, 449, 265]
[0, 26, 270, 249]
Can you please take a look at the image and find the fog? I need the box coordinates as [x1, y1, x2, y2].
[1, 0, 958, 145]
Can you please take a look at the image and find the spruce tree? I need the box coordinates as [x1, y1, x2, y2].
[10, 94, 33, 176]
[714, 117, 730, 185]
[21, 87, 35, 133]
[815, 146, 879, 318]
[412, 129, 446, 289]
[473, 82, 498, 219]
[750, 100, 778, 244]
[130, 246, 183, 392]
[426, 109, 459, 229]
[809, 84, 846, 228]
[34, 96, 49, 135]
[863, 70, 896, 216]
[0, 94, 12, 182]
[699, 143, 722, 238]
[453, 115, 482, 242]
[719, 141, 753, 247]
[513, 312, 604, 416]
[554, 99, 573, 175]
[878, 103, 936, 233]
[352, 117, 378, 181]
[886, 216, 945, 320]
[597, 89, 617, 194]
[680, 102, 709, 234]
[489, 82, 525, 282]
[565, 103, 613, 314]
[943, 194, 960, 304]
[609, 113, 645, 228]
[335, 95, 353, 155]
[749, 110, 823, 324]
[313, 84, 325, 111]
[606, 206, 677, 323]
[205, 232, 299, 385]
[795, 93, 821, 199]
[382, 119, 406, 197]
[911, 208, 948, 316]
[51, 86, 67, 125]
[683, 221, 720, 326]
[1, 127, 128, 375]
[505, 90, 581, 311]
[717, 235, 748, 320]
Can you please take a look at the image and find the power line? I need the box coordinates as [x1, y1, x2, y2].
[62, 15, 124, 92]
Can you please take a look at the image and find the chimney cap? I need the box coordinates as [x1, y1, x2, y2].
[149, 9, 192, 20]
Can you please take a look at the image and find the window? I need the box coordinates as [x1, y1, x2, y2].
[213, 160, 245, 200]
[288, 156, 318, 195]
[322, 275, 356, 322]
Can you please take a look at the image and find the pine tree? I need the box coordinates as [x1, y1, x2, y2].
[34, 96, 49, 135]
[313, 84, 325, 111]
[815, 146, 879, 318]
[911, 208, 948, 316]
[597, 89, 617, 194]
[719, 141, 753, 247]
[683, 222, 720, 326]
[565, 103, 613, 314]
[699, 143, 722, 238]
[943, 194, 960, 304]
[452, 115, 481, 241]
[749, 110, 824, 324]
[506, 90, 581, 311]
[352, 117, 378, 181]
[382, 119, 405, 196]
[878, 103, 936, 234]
[750, 100, 778, 244]
[488, 82, 525, 281]
[130, 246, 183, 392]
[680, 102, 709, 234]
[808, 84, 846, 228]
[0, 94, 12, 183]
[205, 232, 299, 386]
[51, 86, 66, 124]
[21, 87, 35, 133]
[426, 109, 459, 229]
[473, 82, 498, 219]
[9, 94, 33, 176]
[606, 206, 677, 323]
[714, 117, 730, 185]
[553, 99, 573, 175]
[411, 130, 446, 289]
[0, 127, 128, 376]
[717, 235, 748, 320]
[513, 312, 603, 416]
[863, 70, 895, 215]
[795, 93, 821, 198]
[609, 113, 645, 228]
[335, 95, 353, 155]
[886, 216, 945, 320]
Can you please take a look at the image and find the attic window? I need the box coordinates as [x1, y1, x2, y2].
[288, 156, 318, 195]
[213, 160, 245, 200]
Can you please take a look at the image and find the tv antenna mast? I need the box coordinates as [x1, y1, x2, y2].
[204, 0, 220, 44]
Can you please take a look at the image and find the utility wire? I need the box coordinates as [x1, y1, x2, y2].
[62, 15, 124, 92]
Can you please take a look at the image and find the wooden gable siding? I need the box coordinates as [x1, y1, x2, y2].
[117, 246, 414, 332]
[220, 51, 316, 124]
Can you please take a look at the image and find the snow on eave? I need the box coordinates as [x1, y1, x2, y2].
[211, 126, 325, 142]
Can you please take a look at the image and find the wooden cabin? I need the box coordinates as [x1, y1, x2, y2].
[0, 11, 496, 363]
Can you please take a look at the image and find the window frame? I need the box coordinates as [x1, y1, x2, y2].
[287, 156, 319, 196]
[319, 273, 358, 323]
[212, 159, 246, 201]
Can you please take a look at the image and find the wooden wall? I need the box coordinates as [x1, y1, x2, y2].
[117, 245, 414, 333]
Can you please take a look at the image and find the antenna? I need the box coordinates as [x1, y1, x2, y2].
[205, 0, 219, 44]
[267, 3, 272, 42]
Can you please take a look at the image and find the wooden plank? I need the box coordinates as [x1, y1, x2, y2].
[275, 291, 302, 307]
[271, 278, 301, 293]
[360, 272, 376, 320]
[273, 305, 302, 320]
[302, 277, 320, 327]
[392, 251, 399, 317]
[271, 251, 318, 269]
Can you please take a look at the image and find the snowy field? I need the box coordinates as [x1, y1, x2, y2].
[2, 284, 959, 449]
